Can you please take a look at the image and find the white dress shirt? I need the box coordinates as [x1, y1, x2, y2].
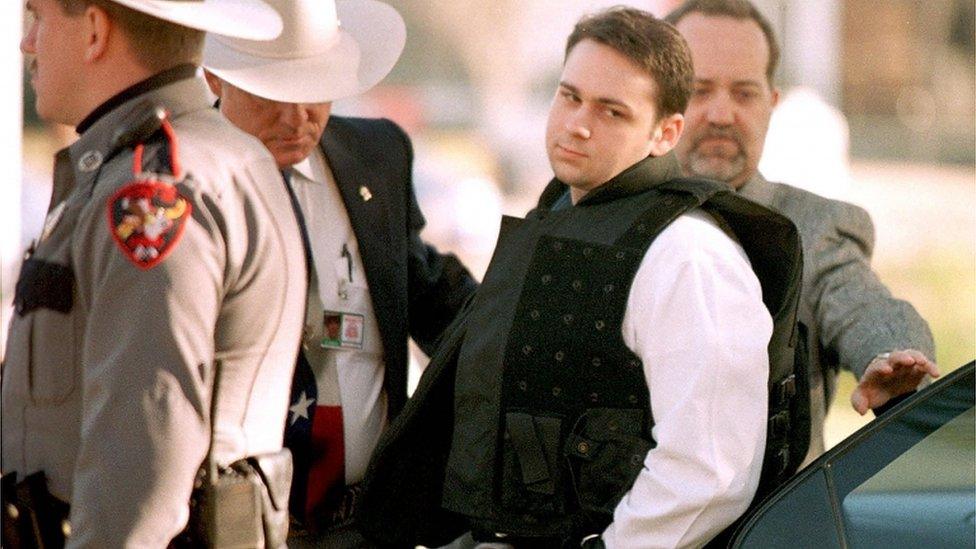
[604, 209, 772, 548]
[289, 148, 388, 484]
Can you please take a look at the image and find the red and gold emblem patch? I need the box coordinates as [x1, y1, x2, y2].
[107, 181, 191, 269]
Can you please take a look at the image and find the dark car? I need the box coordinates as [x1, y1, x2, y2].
[728, 360, 975, 548]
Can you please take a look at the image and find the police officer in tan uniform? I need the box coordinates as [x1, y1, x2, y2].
[3, 0, 305, 546]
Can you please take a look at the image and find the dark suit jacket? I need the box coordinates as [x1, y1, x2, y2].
[319, 115, 477, 417]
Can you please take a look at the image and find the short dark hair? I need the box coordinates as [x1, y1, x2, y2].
[55, 0, 204, 70]
[565, 7, 694, 118]
[665, 0, 780, 84]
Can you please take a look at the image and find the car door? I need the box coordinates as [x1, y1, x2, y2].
[730, 361, 975, 548]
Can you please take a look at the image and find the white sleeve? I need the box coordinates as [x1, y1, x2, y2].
[603, 210, 772, 549]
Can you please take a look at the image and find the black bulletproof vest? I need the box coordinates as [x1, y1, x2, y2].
[355, 177, 807, 548]
[442, 178, 806, 539]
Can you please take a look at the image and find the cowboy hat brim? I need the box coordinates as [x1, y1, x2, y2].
[202, 0, 405, 103]
[110, 0, 283, 40]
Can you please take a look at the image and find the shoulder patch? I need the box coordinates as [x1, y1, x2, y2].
[107, 180, 191, 270]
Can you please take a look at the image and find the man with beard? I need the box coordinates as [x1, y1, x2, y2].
[666, 0, 939, 461]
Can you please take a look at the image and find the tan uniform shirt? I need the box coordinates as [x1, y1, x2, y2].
[1, 76, 306, 547]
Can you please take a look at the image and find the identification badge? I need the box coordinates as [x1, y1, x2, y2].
[321, 310, 365, 350]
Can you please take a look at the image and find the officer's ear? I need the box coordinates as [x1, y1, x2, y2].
[203, 70, 223, 98]
[81, 4, 111, 63]
[648, 112, 684, 157]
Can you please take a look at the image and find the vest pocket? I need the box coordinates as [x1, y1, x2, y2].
[500, 411, 565, 515]
[566, 408, 651, 514]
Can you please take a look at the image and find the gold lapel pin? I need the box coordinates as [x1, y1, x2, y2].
[359, 185, 373, 202]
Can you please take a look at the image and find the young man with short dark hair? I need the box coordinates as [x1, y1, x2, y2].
[358, 7, 804, 548]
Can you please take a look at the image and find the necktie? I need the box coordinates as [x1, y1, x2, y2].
[280, 168, 318, 519]
[280, 168, 314, 275]
[279, 168, 347, 527]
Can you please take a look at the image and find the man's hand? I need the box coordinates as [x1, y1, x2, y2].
[851, 349, 940, 415]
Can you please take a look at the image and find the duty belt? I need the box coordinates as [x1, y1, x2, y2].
[1, 471, 71, 549]
[290, 482, 364, 537]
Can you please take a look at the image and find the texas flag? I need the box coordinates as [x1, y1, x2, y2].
[284, 349, 345, 526]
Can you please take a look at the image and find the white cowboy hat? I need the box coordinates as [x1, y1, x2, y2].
[202, 0, 406, 103]
[109, 0, 283, 40]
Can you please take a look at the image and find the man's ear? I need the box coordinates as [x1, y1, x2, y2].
[203, 70, 223, 98]
[648, 112, 684, 157]
[82, 5, 111, 63]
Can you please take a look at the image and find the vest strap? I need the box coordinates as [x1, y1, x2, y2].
[614, 179, 725, 251]
[506, 413, 557, 495]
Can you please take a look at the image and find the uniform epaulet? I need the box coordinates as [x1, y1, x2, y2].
[110, 100, 168, 152]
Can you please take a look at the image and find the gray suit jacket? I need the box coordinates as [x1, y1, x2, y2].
[739, 173, 934, 459]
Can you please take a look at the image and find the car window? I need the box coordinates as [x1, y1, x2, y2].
[843, 407, 975, 548]
[732, 362, 975, 548]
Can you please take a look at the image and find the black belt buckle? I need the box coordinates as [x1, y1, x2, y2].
[295, 482, 363, 535]
[325, 483, 362, 532]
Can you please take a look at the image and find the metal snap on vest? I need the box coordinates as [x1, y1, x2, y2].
[555, 351, 565, 361]
[583, 247, 593, 257]
[577, 441, 590, 454]
[595, 320, 606, 330]
[552, 386, 562, 396]
[553, 241, 563, 251]
[572, 280, 583, 291]
[628, 394, 639, 404]
[592, 357, 602, 367]
[541, 274, 552, 284]
[563, 314, 574, 324]
[522, 345, 533, 355]
[615, 251, 625, 260]
[530, 309, 540, 320]
[604, 284, 615, 293]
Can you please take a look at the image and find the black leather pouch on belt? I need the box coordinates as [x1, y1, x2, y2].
[174, 448, 293, 549]
[1, 471, 70, 549]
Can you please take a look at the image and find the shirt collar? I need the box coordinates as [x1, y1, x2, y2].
[535, 151, 682, 211]
[67, 75, 212, 195]
[76, 64, 198, 134]
[287, 146, 325, 183]
[291, 156, 315, 181]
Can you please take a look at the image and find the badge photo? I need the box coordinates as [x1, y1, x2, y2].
[320, 311, 365, 350]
